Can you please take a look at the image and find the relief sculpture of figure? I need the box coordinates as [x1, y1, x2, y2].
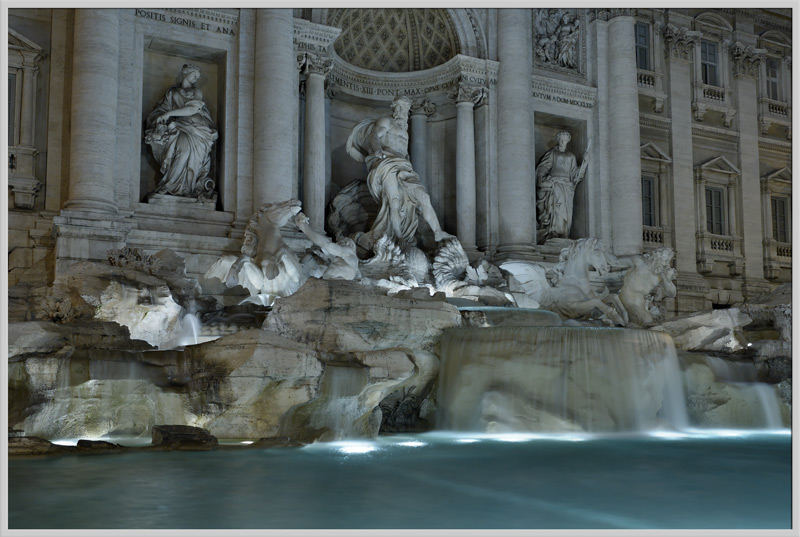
[535, 130, 590, 242]
[145, 64, 218, 198]
[345, 95, 454, 251]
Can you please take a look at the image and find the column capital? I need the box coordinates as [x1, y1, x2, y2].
[410, 97, 436, 117]
[730, 41, 766, 79]
[590, 8, 634, 22]
[449, 79, 487, 106]
[662, 23, 701, 62]
[298, 51, 332, 77]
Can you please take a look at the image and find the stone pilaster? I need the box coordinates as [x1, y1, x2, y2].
[409, 97, 435, 192]
[495, 8, 537, 261]
[299, 52, 332, 231]
[254, 9, 296, 206]
[64, 9, 121, 215]
[607, 15, 643, 256]
[451, 80, 486, 259]
[664, 20, 708, 313]
[732, 43, 768, 292]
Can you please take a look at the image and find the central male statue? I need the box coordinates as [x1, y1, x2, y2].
[535, 130, 590, 242]
[346, 96, 453, 250]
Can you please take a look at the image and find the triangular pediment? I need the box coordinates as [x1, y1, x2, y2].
[640, 142, 672, 163]
[764, 166, 792, 183]
[697, 155, 740, 175]
[8, 28, 43, 53]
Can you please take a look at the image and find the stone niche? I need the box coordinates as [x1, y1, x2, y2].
[139, 37, 226, 208]
[533, 112, 589, 240]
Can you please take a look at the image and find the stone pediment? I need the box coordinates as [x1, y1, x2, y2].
[8, 28, 43, 53]
[640, 142, 671, 163]
[697, 155, 740, 175]
[763, 167, 792, 183]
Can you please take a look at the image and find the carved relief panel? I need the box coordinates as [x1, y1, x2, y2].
[533, 9, 586, 78]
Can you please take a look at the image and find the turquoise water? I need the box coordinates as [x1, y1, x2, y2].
[9, 431, 792, 529]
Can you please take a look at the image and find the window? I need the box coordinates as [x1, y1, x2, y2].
[766, 57, 780, 100]
[8, 72, 16, 145]
[642, 175, 656, 226]
[635, 23, 651, 71]
[771, 196, 789, 242]
[700, 40, 719, 86]
[705, 187, 725, 234]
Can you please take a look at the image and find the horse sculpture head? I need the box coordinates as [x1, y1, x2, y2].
[555, 238, 613, 280]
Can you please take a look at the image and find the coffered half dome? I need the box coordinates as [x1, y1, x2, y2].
[327, 8, 461, 73]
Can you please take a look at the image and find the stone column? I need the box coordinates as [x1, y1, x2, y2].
[496, 8, 537, 260]
[409, 97, 435, 192]
[606, 15, 642, 256]
[300, 53, 331, 231]
[253, 9, 295, 206]
[64, 9, 120, 215]
[731, 44, 766, 289]
[452, 81, 485, 258]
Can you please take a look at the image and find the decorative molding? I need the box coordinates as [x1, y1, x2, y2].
[8, 28, 44, 66]
[293, 18, 341, 55]
[640, 142, 672, 162]
[588, 9, 634, 22]
[639, 114, 672, 130]
[167, 8, 239, 27]
[450, 78, 486, 105]
[327, 53, 498, 101]
[410, 97, 437, 117]
[8, 176, 41, 210]
[692, 123, 739, 143]
[531, 75, 597, 108]
[758, 137, 792, 154]
[696, 155, 740, 176]
[299, 52, 333, 76]
[730, 41, 765, 79]
[663, 23, 701, 61]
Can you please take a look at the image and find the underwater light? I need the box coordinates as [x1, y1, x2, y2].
[335, 441, 378, 454]
[456, 438, 479, 444]
[397, 440, 426, 447]
[648, 430, 690, 440]
[240, 441, 254, 445]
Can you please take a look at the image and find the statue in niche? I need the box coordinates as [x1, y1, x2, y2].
[534, 9, 581, 70]
[144, 64, 218, 199]
[535, 130, 590, 242]
[345, 95, 454, 252]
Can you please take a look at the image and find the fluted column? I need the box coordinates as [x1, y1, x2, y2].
[254, 9, 295, 206]
[409, 97, 435, 192]
[300, 53, 331, 231]
[452, 81, 485, 257]
[496, 9, 536, 260]
[65, 9, 120, 215]
[607, 15, 642, 256]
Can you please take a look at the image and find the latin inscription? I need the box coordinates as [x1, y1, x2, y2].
[136, 9, 236, 37]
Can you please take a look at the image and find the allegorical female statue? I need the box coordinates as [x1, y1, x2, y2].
[535, 130, 590, 241]
[144, 64, 218, 198]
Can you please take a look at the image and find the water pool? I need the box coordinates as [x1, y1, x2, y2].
[9, 431, 792, 529]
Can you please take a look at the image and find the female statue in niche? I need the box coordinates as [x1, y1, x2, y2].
[145, 64, 218, 198]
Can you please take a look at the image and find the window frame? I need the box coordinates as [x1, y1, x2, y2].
[765, 57, 781, 101]
[705, 186, 726, 235]
[771, 195, 790, 243]
[641, 175, 657, 227]
[700, 39, 720, 87]
[635, 22, 651, 71]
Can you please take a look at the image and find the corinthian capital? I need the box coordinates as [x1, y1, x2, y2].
[662, 23, 701, 61]
[450, 79, 487, 106]
[298, 52, 332, 77]
[410, 97, 437, 117]
[730, 41, 766, 79]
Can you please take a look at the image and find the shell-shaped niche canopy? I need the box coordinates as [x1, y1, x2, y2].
[327, 8, 461, 73]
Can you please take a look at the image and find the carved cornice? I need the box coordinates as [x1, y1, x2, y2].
[639, 113, 671, 131]
[450, 78, 487, 106]
[293, 18, 341, 55]
[410, 97, 437, 117]
[730, 41, 766, 79]
[588, 8, 635, 22]
[531, 75, 597, 108]
[327, 53, 498, 101]
[663, 23, 701, 61]
[167, 8, 239, 27]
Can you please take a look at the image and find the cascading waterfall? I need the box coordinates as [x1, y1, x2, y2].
[437, 326, 689, 433]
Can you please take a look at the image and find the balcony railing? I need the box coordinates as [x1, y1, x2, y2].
[702, 84, 726, 102]
[759, 97, 790, 119]
[642, 226, 663, 244]
[709, 235, 734, 252]
[637, 70, 656, 88]
[776, 242, 792, 258]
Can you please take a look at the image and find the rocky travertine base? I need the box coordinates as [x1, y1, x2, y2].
[8, 279, 462, 444]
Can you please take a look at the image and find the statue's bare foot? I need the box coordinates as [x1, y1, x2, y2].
[434, 230, 456, 242]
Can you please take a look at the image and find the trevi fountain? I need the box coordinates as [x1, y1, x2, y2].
[6, 7, 792, 532]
